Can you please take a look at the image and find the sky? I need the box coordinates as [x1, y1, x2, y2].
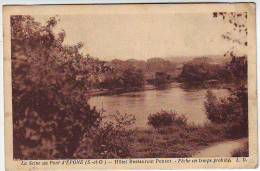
[34, 12, 247, 61]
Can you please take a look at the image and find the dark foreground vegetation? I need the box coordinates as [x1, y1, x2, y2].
[12, 15, 248, 159]
[11, 16, 108, 159]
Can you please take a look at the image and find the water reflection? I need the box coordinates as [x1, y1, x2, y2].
[89, 83, 229, 127]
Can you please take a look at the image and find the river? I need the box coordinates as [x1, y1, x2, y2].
[89, 83, 229, 127]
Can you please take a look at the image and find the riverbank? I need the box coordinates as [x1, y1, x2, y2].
[89, 81, 234, 96]
[127, 123, 247, 158]
[74, 111, 249, 158]
[88, 85, 155, 96]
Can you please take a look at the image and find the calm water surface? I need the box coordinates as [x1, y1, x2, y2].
[89, 83, 228, 127]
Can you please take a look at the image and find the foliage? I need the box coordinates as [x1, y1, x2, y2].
[104, 58, 177, 88]
[204, 85, 248, 138]
[150, 72, 171, 86]
[99, 67, 144, 89]
[213, 12, 247, 47]
[146, 58, 176, 73]
[109, 58, 176, 75]
[227, 54, 247, 81]
[11, 15, 109, 159]
[121, 68, 144, 88]
[147, 111, 187, 128]
[179, 12, 248, 84]
[130, 122, 226, 158]
[74, 113, 136, 158]
[179, 55, 247, 84]
[199, 12, 249, 139]
[180, 62, 223, 82]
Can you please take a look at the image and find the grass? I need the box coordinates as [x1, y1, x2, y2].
[127, 123, 228, 158]
[76, 111, 248, 158]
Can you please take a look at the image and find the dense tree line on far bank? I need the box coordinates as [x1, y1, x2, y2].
[178, 55, 247, 84]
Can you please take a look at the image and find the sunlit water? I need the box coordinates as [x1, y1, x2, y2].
[89, 83, 229, 127]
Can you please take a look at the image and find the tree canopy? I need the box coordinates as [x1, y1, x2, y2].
[11, 15, 109, 159]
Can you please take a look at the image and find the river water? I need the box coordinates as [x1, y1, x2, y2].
[89, 83, 229, 127]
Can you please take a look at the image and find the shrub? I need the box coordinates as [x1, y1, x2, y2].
[74, 112, 136, 158]
[147, 111, 187, 128]
[204, 86, 248, 138]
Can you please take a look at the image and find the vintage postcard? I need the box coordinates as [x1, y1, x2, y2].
[3, 3, 257, 170]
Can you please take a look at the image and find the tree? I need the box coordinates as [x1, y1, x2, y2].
[120, 68, 144, 88]
[179, 59, 226, 83]
[151, 72, 170, 86]
[11, 15, 108, 159]
[203, 12, 249, 138]
[98, 66, 144, 89]
[213, 12, 247, 47]
[227, 54, 247, 81]
[204, 86, 248, 138]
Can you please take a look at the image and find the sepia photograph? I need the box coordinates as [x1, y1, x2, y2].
[3, 3, 257, 170]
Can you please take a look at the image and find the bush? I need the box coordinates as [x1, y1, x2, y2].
[147, 111, 187, 128]
[204, 86, 248, 138]
[74, 112, 136, 158]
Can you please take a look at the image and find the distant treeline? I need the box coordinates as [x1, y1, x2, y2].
[92, 55, 247, 89]
[178, 55, 247, 83]
[92, 58, 177, 89]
